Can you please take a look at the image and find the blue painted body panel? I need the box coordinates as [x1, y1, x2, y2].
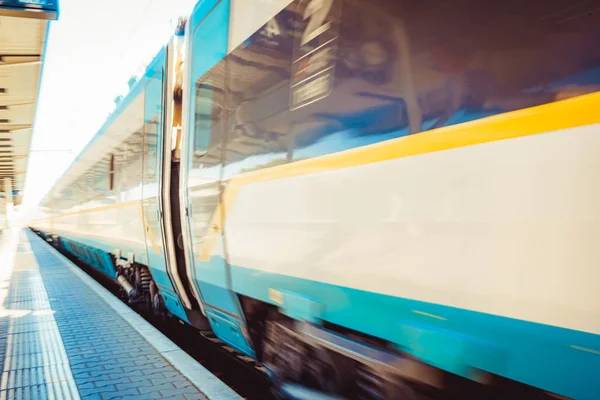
[205, 307, 251, 353]
[230, 263, 600, 400]
[192, 261, 239, 317]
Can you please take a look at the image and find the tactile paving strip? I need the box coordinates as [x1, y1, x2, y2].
[0, 234, 80, 400]
[27, 235, 209, 400]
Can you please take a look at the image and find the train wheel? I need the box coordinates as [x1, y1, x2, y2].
[263, 317, 354, 399]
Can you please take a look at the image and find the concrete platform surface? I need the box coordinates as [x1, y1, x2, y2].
[0, 228, 242, 400]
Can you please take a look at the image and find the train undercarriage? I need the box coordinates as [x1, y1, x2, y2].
[240, 297, 564, 400]
[114, 258, 165, 317]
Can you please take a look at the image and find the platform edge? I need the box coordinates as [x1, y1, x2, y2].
[27, 230, 243, 400]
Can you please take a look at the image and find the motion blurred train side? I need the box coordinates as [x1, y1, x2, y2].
[31, 0, 600, 398]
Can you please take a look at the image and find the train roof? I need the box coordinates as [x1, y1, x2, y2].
[40, 45, 169, 207]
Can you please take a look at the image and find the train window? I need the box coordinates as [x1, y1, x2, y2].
[192, 81, 223, 157]
[188, 74, 226, 174]
[144, 70, 164, 179]
[223, 0, 415, 177]
[145, 121, 159, 178]
[406, 0, 600, 131]
[72, 178, 85, 201]
[96, 173, 105, 193]
[96, 157, 109, 193]
[223, 3, 300, 175]
[118, 132, 144, 194]
[188, 0, 228, 172]
[193, 83, 212, 156]
[64, 188, 74, 200]
[220, 0, 600, 178]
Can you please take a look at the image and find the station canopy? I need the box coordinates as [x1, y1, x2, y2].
[0, 0, 58, 204]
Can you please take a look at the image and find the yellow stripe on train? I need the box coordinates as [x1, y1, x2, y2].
[206, 92, 600, 261]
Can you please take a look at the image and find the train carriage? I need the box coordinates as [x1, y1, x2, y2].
[33, 0, 600, 398]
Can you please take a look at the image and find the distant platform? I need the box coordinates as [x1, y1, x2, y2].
[0, 228, 241, 400]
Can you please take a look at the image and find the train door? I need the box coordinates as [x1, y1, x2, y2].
[140, 55, 190, 322]
[180, 0, 255, 356]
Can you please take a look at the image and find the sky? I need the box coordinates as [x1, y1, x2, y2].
[22, 0, 198, 215]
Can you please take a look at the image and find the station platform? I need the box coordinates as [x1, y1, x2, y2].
[0, 228, 242, 400]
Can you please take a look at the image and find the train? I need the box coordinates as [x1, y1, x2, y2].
[31, 0, 600, 399]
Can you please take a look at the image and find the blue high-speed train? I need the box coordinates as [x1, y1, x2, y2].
[32, 0, 600, 398]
